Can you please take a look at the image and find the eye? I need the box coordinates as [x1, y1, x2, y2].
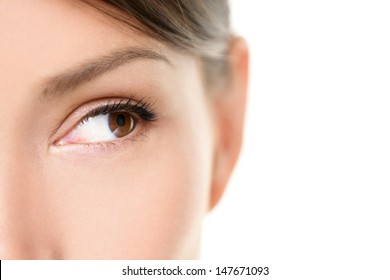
[56, 98, 156, 145]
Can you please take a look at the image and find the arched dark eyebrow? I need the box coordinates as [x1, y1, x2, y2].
[41, 47, 170, 98]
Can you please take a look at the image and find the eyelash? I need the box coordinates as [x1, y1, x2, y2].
[81, 97, 157, 125]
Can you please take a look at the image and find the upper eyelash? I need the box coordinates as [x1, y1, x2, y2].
[81, 97, 157, 124]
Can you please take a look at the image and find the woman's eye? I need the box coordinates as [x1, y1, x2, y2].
[58, 111, 137, 145]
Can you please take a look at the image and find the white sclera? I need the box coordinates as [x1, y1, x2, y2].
[60, 114, 118, 144]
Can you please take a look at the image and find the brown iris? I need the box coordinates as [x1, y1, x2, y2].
[108, 112, 135, 137]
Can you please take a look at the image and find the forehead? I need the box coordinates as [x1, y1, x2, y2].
[0, 0, 172, 90]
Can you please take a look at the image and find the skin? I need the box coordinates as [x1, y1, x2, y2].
[0, 0, 248, 259]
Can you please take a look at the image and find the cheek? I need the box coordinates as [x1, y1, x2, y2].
[43, 115, 213, 259]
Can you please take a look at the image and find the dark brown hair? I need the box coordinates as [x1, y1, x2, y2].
[81, 0, 231, 87]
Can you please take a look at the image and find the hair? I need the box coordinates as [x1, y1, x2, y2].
[81, 0, 232, 87]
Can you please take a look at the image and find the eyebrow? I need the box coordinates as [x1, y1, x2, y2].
[41, 47, 170, 98]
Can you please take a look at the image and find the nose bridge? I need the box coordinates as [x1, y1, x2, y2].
[0, 152, 32, 258]
[0, 67, 61, 259]
[0, 132, 58, 259]
[0, 138, 62, 259]
[0, 138, 36, 258]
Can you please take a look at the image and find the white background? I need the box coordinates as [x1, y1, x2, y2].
[201, 0, 390, 279]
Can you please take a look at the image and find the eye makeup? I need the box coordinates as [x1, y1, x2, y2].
[81, 97, 157, 125]
[52, 96, 157, 148]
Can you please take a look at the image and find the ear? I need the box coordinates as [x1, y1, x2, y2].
[209, 37, 249, 210]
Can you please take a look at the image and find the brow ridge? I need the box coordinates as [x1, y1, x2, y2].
[41, 47, 169, 98]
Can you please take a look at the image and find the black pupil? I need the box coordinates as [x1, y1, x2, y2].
[116, 114, 126, 127]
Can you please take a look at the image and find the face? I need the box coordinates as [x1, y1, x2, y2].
[0, 0, 217, 259]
